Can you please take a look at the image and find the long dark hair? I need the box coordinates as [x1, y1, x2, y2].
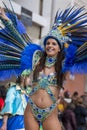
[16, 76, 26, 89]
[33, 49, 65, 88]
[0, 85, 7, 100]
[16, 76, 23, 84]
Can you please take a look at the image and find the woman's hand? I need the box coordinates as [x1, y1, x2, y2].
[0, 123, 7, 130]
[0, 7, 9, 21]
[0, 115, 8, 130]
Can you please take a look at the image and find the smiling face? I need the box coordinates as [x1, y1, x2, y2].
[45, 38, 60, 57]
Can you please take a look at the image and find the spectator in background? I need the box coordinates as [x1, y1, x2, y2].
[81, 94, 87, 127]
[57, 97, 65, 130]
[58, 97, 64, 121]
[0, 70, 31, 130]
[0, 85, 7, 111]
[72, 91, 79, 106]
[74, 96, 87, 130]
[63, 91, 72, 104]
[62, 102, 77, 130]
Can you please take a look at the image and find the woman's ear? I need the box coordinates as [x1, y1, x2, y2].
[58, 49, 60, 52]
[58, 47, 60, 52]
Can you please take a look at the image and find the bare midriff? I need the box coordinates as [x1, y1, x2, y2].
[30, 85, 59, 108]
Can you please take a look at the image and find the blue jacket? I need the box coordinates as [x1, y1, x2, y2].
[0, 85, 28, 116]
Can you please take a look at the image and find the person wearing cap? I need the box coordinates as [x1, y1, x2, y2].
[63, 91, 72, 104]
[0, 70, 31, 130]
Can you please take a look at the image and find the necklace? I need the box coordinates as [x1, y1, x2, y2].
[45, 56, 57, 68]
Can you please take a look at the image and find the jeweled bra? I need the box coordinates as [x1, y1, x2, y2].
[30, 71, 57, 103]
[33, 71, 57, 88]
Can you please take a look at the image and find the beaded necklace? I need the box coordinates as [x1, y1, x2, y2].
[45, 56, 57, 68]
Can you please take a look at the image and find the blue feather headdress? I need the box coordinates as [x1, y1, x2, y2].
[43, 6, 87, 74]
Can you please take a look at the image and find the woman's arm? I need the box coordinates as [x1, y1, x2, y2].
[0, 8, 25, 44]
[0, 8, 9, 21]
[0, 115, 8, 130]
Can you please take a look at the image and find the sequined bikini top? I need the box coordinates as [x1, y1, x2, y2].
[32, 51, 58, 88]
[33, 71, 57, 88]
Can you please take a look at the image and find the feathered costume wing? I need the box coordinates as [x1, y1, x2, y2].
[53, 6, 87, 74]
[0, 2, 42, 80]
[0, 2, 87, 81]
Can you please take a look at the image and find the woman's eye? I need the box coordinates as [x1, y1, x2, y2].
[46, 41, 57, 45]
[52, 42, 57, 45]
[46, 42, 50, 45]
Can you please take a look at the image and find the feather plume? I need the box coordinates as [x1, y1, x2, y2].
[0, 2, 42, 81]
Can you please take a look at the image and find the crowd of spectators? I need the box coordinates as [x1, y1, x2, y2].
[58, 91, 87, 130]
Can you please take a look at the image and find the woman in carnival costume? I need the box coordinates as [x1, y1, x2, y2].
[0, 70, 31, 130]
[0, 2, 87, 130]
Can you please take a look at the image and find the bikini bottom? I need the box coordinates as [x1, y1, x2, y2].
[28, 96, 57, 124]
